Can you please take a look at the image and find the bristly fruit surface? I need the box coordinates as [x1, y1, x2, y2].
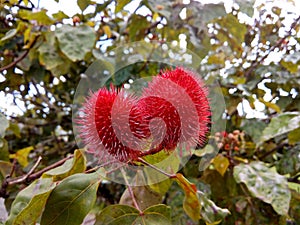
[77, 67, 211, 162]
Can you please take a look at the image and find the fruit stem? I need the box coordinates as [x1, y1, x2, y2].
[120, 168, 144, 215]
[137, 157, 177, 178]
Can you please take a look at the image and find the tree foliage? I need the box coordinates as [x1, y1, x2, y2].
[0, 0, 300, 224]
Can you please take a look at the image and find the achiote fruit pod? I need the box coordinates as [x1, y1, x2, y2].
[77, 67, 211, 163]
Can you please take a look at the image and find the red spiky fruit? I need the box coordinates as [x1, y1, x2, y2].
[77, 67, 211, 162]
[77, 87, 147, 162]
[138, 67, 211, 152]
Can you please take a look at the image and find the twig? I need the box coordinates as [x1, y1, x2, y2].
[0, 34, 40, 72]
[137, 157, 176, 178]
[0, 51, 29, 72]
[0, 154, 73, 198]
[25, 154, 73, 180]
[258, 141, 288, 160]
[120, 168, 143, 215]
[288, 174, 300, 184]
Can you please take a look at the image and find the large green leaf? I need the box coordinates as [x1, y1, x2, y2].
[42, 149, 86, 181]
[95, 204, 171, 225]
[6, 178, 55, 225]
[241, 119, 267, 143]
[187, 2, 226, 25]
[38, 32, 65, 71]
[18, 9, 54, 25]
[40, 172, 101, 225]
[55, 25, 96, 61]
[234, 161, 291, 215]
[119, 172, 163, 210]
[259, 112, 300, 145]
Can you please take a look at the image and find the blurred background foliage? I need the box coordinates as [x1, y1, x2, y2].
[0, 0, 300, 224]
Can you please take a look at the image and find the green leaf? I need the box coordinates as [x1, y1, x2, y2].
[115, 0, 131, 13]
[8, 122, 21, 138]
[281, 60, 298, 73]
[174, 173, 201, 221]
[144, 151, 180, 195]
[234, 161, 291, 215]
[0, 139, 9, 161]
[95, 204, 171, 225]
[198, 191, 230, 224]
[42, 149, 86, 181]
[186, 2, 226, 25]
[77, 0, 91, 11]
[0, 114, 9, 138]
[259, 112, 300, 145]
[147, 0, 172, 20]
[18, 9, 54, 25]
[276, 145, 300, 176]
[0, 161, 12, 183]
[198, 3, 226, 24]
[52, 11, 69, 21]
[9, 146, 34, 168]
[288, 128, 300, 145]
[194, 144, 215, 157]
[6, 178, 55, 225]
[234, 0, 255, 16]
[41, 172, 101, 225]
[119, 171, 163, 210]
[241, 119, 267, 143]
[128, 15, 150, 41]
[102, 25, 112, 38]
[259, 97, 281, 113]
[119, 185, 163, 211]
[0, 197, 8, 223]
[213, 154, 230, 176]
[216, 14, 247, 53]
[38, 32, 65, 71]
[0, 29, 17, 42]
[55, 25, 96, 61]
